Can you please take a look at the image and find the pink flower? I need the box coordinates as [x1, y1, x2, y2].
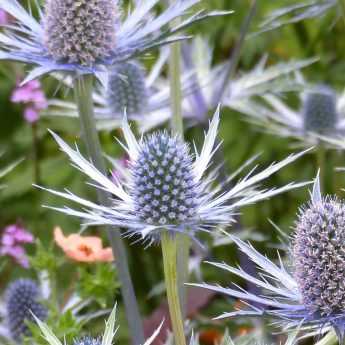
[11, 80, 48, 124]
[0, 224, 34, 268]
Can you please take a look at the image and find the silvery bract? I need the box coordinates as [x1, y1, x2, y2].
[258, 0, 338, 34]
[0, 0, 230, 82]
[192, 174, 345, 341]
[35, 304, 164, 345]
[40, 107, 309, 243]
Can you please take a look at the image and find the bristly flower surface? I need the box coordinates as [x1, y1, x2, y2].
[0, 0, 231, 82]
[191, 174, 345, 341]
[40, 107, 309, 243]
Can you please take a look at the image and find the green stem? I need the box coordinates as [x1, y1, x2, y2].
[169, 34, 183, 135]
[168, 5, 189, 316]
[315, 331, 338, 345]
[161, 232, 187, 345]
[73, 75, 144, 345]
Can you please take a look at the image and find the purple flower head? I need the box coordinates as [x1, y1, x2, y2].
[192, 175, 345, 342]
[11, 80, 47, 123]
[0, 224, 34, 268]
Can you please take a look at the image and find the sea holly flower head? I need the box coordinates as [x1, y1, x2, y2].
[42, 49, 209, 133]
[5, 279, 47, 341]
[192, 174, 345, 341]
[0, 0, 231, 82]
[232, 75, 345, 147]
[40, 107, 309, 243]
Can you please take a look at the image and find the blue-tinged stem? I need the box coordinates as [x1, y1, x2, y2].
[73, 75, 144, 345]
[168, 2, 189, 319]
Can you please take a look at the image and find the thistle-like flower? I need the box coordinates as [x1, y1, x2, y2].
[5, 279, 47, 341]
[0, 0, 230, 81]
[232, 76, 345, 147]
[42, 51, 203, 133]
[192, 174, 345, 341]
[40, 107, 309, 242]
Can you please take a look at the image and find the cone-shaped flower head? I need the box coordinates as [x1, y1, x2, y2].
[5, 279, 47, 340]
[0, 0, 231, 80]
[107, 62, 148, 116]
[43, 0, 118, 67]
[294, 196, 345, 316]
[303, 85, 338, 134]
[40, 107, 309, 243]
[132, 132, 199, 226]
[74, 337, 101, 345]
[192, 175, 345, 340]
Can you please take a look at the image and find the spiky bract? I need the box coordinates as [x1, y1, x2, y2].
[294, 198, 345, 316]
[107, 62, 148, 116]
[131, 132, 199, 226]
[5, 279, 47, 340]
[303, 86, 338, 134]
[43, 0, 118, 66]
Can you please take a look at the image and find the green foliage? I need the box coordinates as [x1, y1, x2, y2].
[77, 264, 120, 309]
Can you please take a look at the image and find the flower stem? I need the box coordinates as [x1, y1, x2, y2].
[168, 2, 189, 316]
[161, 232, 187, 345]
[73, 74, 144, 345]
[315, 331, 338, 345]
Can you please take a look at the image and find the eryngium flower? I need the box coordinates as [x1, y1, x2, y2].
[5, 279, 47, 340]
[43, 0, 117, 67]
[231, 75, 345, 147]
[41, 49, 207, 133]
[294, 197, 345, 317]
[0, 0, 230, 81]
[74, 337, 101, 345]
[106, 62, 148, 116]
[303, 86, 338, 133]
[192, 175, 345, 340]
[40, 107, 309, 242]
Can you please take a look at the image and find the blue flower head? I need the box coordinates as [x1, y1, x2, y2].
[0, 0, 231, 82]
[193, 173, 345, 341]
[303, 85, 338, 134]
[106, 61, 148, 116]
[40, 107, 309, 244]
[5, 278, 47, 341]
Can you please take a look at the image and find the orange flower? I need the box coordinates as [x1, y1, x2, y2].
[54, 227, 114, 263]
